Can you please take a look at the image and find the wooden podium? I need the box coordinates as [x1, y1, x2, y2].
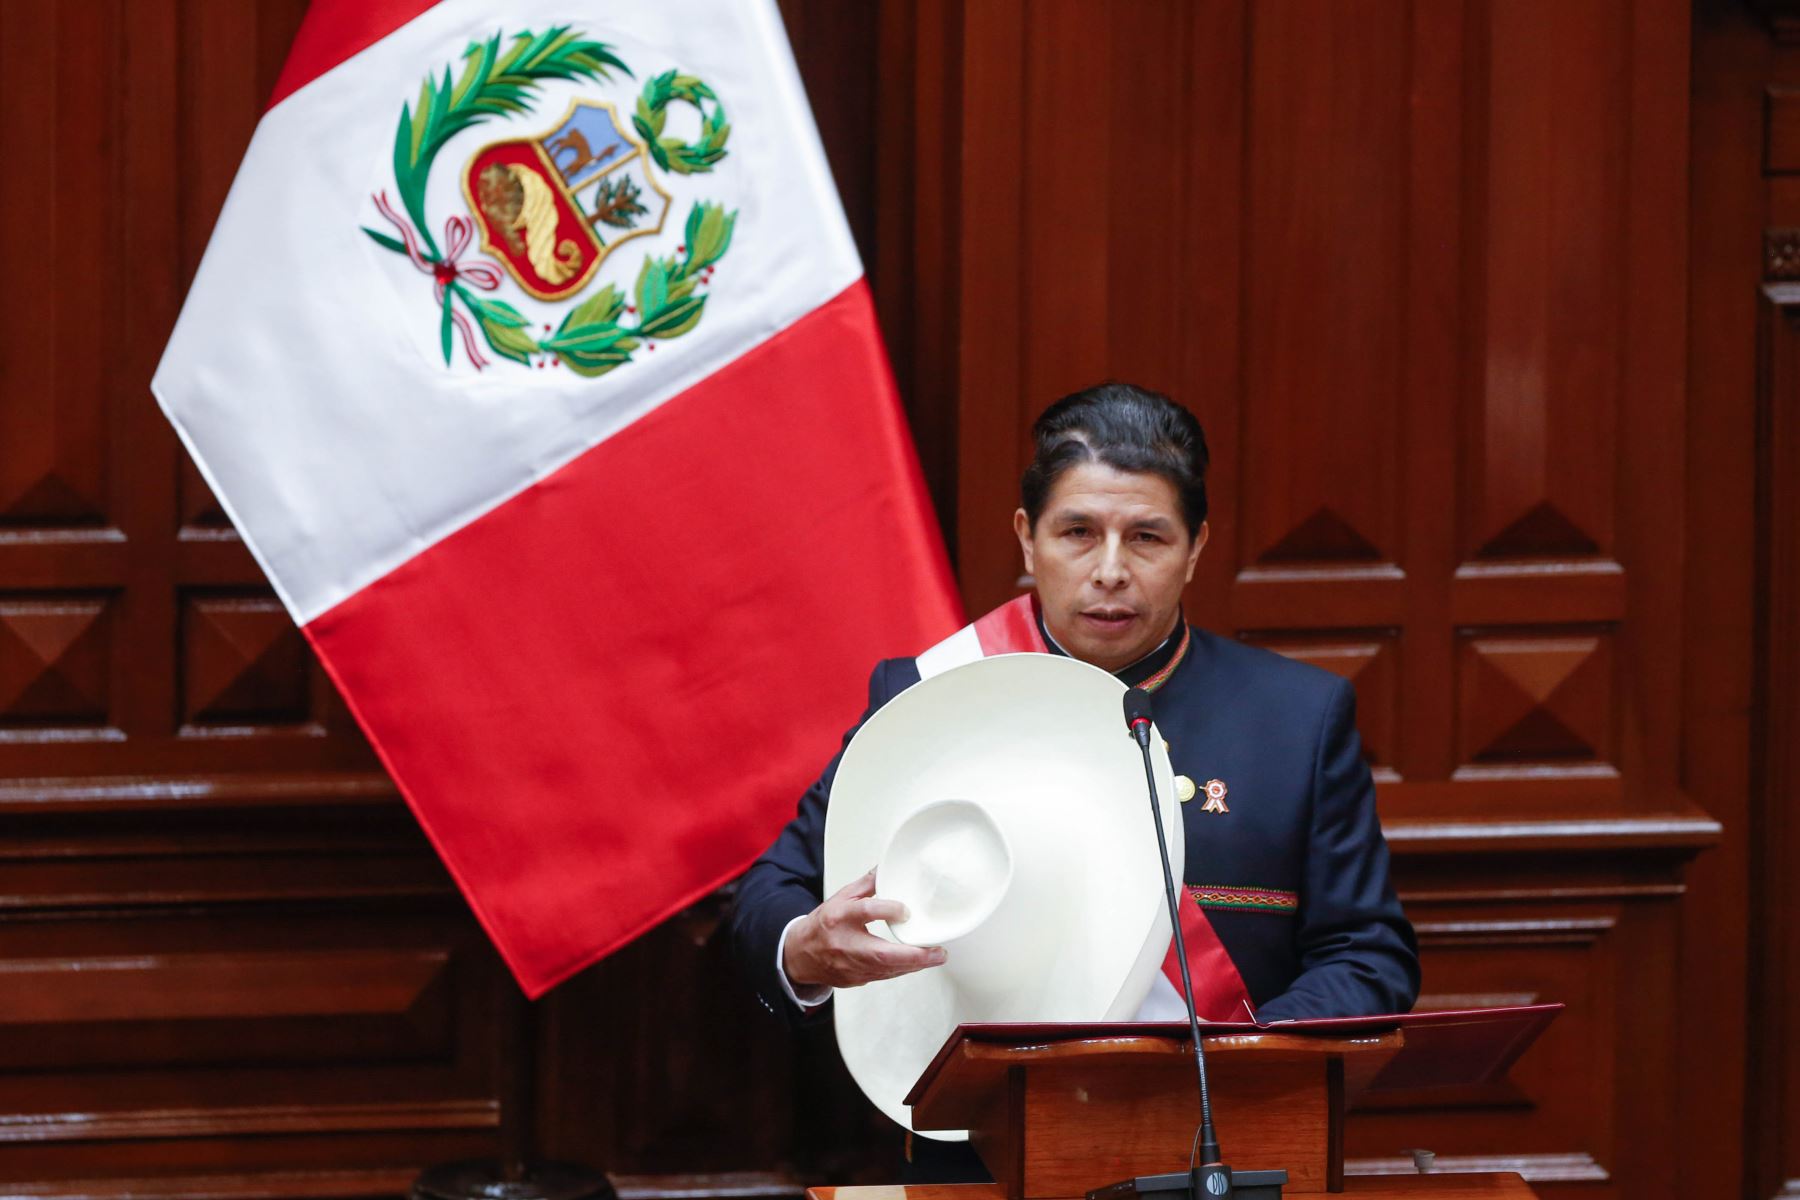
[807, 1009, 1558, 1200]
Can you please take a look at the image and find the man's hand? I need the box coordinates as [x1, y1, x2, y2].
[784, 868, 947, 990]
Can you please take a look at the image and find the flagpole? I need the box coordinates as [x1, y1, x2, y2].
[412, 969, 614, 1200]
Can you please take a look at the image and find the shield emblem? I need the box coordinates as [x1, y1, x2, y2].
[463, 99, 672, 302]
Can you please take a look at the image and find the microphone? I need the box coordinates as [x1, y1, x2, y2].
[1089, 692, 1284, 1200]
[1117, 687, 1231, 1199]
[1124, 688, 1155, 748]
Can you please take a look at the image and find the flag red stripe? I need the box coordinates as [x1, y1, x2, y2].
[304, 281, 962, 996]
[268, 0, 440, 110]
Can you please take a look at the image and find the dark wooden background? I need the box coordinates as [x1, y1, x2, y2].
[0, 1, 1794, 1199]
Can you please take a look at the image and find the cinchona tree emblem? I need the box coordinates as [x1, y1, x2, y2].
[362, 27, 736, 375]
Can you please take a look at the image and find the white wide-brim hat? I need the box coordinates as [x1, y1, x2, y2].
[823, 653, 1182, 1139]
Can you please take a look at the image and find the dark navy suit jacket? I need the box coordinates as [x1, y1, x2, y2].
[729, 623, 1419, 1028]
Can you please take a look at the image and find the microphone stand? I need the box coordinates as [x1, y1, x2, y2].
[1087, 690, 1286, 1200]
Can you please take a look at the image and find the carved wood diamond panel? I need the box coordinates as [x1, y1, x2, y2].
[180, 594, 310, 728]
[1460, 0, 1627, 563]
[0, 595, 113, 727]
[1239, 1, 1407, 571]
[1257, 509, 1386, 565]
[1456, 629, 1614, 767]
[178, 455, 233, 533]
[0, 446, 107, 525]
[0, 0, 110, 529]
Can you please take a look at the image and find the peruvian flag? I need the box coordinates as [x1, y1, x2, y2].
[153, 0, 961, 996]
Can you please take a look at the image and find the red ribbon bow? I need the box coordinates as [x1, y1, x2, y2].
[373, 190, 505, 370]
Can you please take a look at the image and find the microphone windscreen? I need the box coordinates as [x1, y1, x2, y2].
[1122, 687, 1154, 730]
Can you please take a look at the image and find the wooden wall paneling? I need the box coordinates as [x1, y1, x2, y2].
[0, 0, 528, 1191]
[1756, 283, 1800, 1200]
[1018, 3, 1113, 407]
[1448, 0, 1633, 811]
[1399, 0, 1466, 789]
[1454, 629, 1615, 768]
[1351, 903, 1621, 1187]
[912, 1, 1718, 1196]
[1462, 1, 1621, 568]
[870, 0, 957, 543]
[115, 0, 185, 751]
[0, 797, 500, 1187]
[539, 890, 891, 1188]
[1680, 2, 1768, 1194]
[774, 0, 878, 265]
[538, 911, 897, 1197]
[0, 2, 107, 533]
[0, 1, 1759, 1197]
[1228, 0, 1413, 651]
[1102, 5, 1201, 408]
[1175, 1, 1249, 630]
[0, 594, 114, 729]
[953, 0, 1030, 617]
[0, 0, 372, 783]
[1236, 0, 1408, 580]
[1353, 844, 1698, 1200]
[1223, 0, 1438, 798]
[1757, 20, 1800, 1200]
[1616, 0, 1697, 807]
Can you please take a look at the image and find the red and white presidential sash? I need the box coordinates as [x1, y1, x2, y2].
[916, 594, 1257, 1022]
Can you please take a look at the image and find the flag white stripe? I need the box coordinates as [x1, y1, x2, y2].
[153, 0, 860, 623]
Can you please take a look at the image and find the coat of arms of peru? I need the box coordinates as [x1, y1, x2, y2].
[363, 27, 735, 374]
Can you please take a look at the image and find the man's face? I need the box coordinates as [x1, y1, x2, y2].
[1013, 462, 1207, 673]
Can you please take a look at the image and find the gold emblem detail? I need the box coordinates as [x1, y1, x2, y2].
[475, 162, 584, 285]
[1175, 775, 1197, 803]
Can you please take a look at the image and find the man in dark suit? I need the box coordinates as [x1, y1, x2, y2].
[730, 382, 1417, 1034]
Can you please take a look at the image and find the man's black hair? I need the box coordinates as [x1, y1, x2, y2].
[1019, 382, 1210, 534]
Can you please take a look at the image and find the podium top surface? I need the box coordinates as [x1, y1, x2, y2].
[806, 1172, 1538, 1200]
[904, 1004, 1560, 1108]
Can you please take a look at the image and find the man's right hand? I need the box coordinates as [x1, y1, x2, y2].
[784, 868, 947, 990]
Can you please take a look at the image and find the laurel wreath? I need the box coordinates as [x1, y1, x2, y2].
[362, 27, 735, 374]
[634, 72, 731, 175]
[540, 200, 735, 375]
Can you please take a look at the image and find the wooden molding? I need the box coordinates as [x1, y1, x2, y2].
[1382, 810, 1722, 855]
[1411, 916, 1615, 949]
[609, 1172, 809, 1200]
[1399, 883, 1683, 903]
[0, 1100, 495, 1144]
[0, 1167, 420, 1199]
[1346, 1154, 1607, 1184]
[1757, 251, 1800, 1200]
[0, 772, 397, 814]
[0, 948, 448, 1025]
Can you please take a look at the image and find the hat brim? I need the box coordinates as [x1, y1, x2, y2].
[824, 653, 1182, 1138]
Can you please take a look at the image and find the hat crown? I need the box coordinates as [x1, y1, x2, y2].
[880, 799, 1013, 948]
